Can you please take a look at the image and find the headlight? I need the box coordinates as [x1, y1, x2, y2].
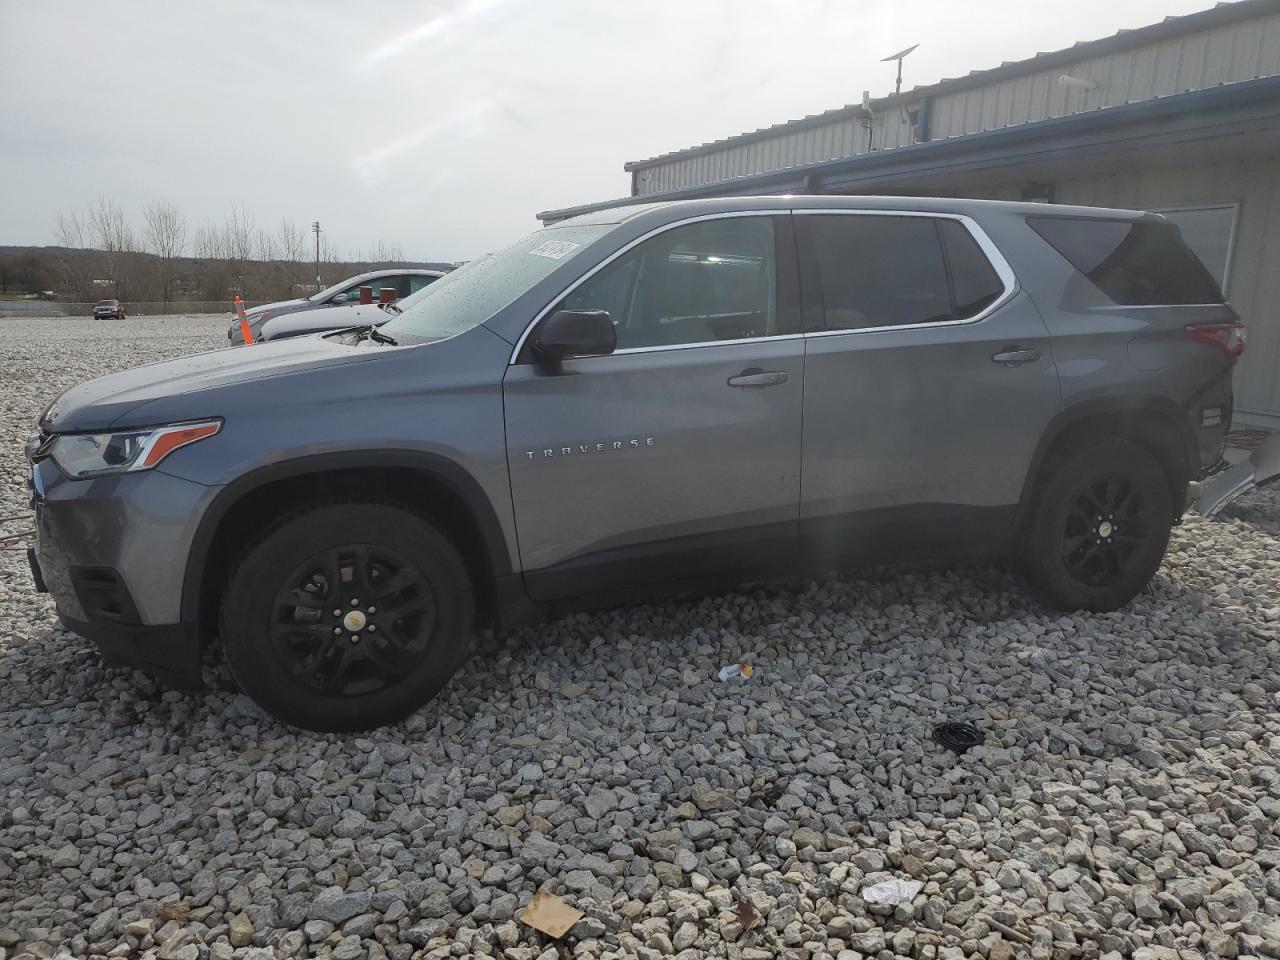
[50, 420, 222, 479]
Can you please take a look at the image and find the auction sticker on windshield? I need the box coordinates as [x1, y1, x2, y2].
[529, 240, 580, 260]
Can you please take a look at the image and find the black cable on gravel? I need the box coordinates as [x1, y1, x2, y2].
[932, 721, 985, 754]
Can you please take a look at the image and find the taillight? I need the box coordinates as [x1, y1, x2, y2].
[1185, 320, 1246, 364]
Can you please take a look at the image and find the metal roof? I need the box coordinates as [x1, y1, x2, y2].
[622, 0, 1280, 172]
[538, 75, 1280, 222]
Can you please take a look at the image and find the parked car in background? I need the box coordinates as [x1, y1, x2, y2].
[92, 299, 125, 320]
[28, 196, 1241, 731]
[257, 278, 445, 342]
[227, 268, 446, 344]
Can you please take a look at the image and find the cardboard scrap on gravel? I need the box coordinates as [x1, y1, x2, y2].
[520, 890, 583, 939]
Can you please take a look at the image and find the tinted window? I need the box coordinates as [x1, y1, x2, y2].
[807, 215, 952, 330]
[561, 217, 778, 349]
[1028, 216, 1223, 306]
[939, 220, 1004, 319]
[341, 277, 396, 299]
[407, 274, 437, 294]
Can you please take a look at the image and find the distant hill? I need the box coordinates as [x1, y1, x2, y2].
[0, 245, 459, 303]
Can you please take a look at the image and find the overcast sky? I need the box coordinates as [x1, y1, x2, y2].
[0, 0, 1217, 261]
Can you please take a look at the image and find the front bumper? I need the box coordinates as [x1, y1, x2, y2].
[28, 457, 216, 688]
[66, 614, 202, 689]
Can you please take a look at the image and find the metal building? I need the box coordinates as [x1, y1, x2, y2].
[539, 0, 1280, 426]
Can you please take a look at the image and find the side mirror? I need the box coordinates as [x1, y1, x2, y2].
[531, 309, 616, 361]
[332, 292, 351, 304]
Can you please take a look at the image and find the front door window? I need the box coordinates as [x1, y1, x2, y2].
[559, 217, 779, 348]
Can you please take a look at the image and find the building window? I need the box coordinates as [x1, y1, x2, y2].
[1152, 204, 1238, 293]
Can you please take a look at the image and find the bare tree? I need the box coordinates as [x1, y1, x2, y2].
[54, 210, 88, 249]
[223, 203, 256, 263]
[364, 238, 405, 263]
[254, 226, 276, 264]
[276, 219, 305, 262]
[318, 234, 343, 286]
[53, 210, 93, 298]
[142, 200, 187, 304]
[86, 196, 137, 299]
[193, 221, 225, 260]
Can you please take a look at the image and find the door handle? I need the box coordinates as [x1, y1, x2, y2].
[727, 368, 790, 388]
[991, 347, 1041, 367]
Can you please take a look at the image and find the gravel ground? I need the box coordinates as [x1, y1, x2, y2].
[1, 315, 1278, 960]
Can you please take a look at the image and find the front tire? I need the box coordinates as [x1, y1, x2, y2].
[1024, 437, 1173, 612]
[220, 502, 474, 731]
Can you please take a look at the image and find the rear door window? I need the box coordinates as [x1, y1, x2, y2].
[806, 215, 952, 330]
[1027, 216, 1223, 306]
[938, 220, 1004, 319]
[806, 215, 1001, 330]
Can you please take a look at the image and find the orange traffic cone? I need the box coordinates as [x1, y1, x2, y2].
[234, 295, 254, 344]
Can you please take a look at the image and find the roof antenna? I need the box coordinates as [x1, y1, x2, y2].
[881, 43, 919, 96]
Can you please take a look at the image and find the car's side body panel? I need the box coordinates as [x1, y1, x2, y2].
[504, 337, 806, 599]
[27, 195, 1240, 699]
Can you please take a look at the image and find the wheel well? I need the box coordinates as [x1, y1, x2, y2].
[1027, 410, 1192, 523]
[195, 467, 498, 646]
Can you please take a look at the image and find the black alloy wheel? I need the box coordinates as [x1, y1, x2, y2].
[1024, 437, 1173, 612]
[270, 544, 437, 697]
[222, 502, 474, 731]
[1060, 472, 1152, 588]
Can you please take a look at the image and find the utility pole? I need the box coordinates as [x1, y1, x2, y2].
[312, 220, 322, 289]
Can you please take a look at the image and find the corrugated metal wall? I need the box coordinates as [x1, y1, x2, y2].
[634, 112, 915, 195]
[633, 9, 1280, 197]
[928, 12, 1280, 140]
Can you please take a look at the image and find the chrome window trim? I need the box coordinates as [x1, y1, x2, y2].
[507, 208, 1020, 363]
[507, 210, 783, 365]
[793, 209, 1018, 339]
[610, 332, 805, 356]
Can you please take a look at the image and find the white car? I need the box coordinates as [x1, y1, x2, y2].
[228, 268, 446, 344]
[257, 274, 452, 342]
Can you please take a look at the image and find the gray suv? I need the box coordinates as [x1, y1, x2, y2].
[25, 197, 1243, 731]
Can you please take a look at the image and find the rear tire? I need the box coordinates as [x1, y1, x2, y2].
[1023, 437, 1172, 611]
[220, 501, 474, 731]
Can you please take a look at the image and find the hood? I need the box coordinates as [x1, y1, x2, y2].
[247, 296, 306, 317]
[42, 336, 377, 432]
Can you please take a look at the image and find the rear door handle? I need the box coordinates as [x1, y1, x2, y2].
[727, 368, 790, 388]
[991, 347, 1041, 367]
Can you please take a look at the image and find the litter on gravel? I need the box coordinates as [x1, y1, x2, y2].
[2, 315, 1279, 960]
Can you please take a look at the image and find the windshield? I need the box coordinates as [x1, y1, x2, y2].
[381, 224, 613, 342]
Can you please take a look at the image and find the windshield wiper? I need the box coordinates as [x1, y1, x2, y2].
[350, 324, 398, 346]
[348, 325, 396, 348]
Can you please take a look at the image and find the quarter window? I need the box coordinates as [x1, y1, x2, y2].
[1027, 216, 1224, 306]
[559, 217, 779, 350]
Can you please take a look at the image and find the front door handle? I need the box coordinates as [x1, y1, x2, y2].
[727, 368, 790, 388]
[991, 347, 1041, 367]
